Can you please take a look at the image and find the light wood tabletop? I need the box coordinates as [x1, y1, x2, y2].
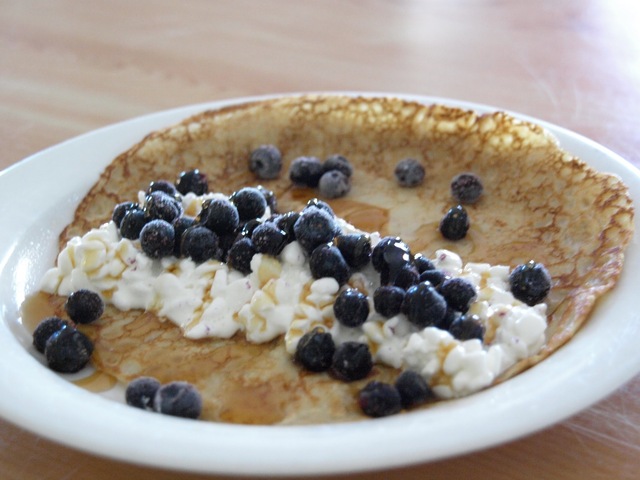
[1, 1, 639, 479]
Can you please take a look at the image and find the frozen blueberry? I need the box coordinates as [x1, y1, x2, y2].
[176, 169, 208, 195]
[439, 277, 477, 313]
[257, 185, 278, 213]
[32, 317, 71, 354]
[64, 289, 104, 324]
[197, 198, 240, 236]
[318, 170, 351, 199]
[331, 342, 373, 382]
[147, 179, 178, 196]
[140, 219, 175, 259]
[413, 253, 435, 274]
[309, 244, 351, 286]
[358, 381, 402, 418]
[451, 172, 483, 204]
[172, 215, 196, 256]
[144, 190, 183, 223]
[295, 327, 336, 372]
[334, 233, 371, 270]
[289, 156, 324, 187]
[153, 381, 202, 419]
[44, 327, 93, 373]
[274, 211, 300, 242]
[238, 219, 262, 239]
[251, 222, 287, 256]
[119, 208, 148, 240]
[394, 158, 425, 187]
[304, 198, 336, 217]
[439, 205, 470, 241]
[333, 289, 369, 328]
[509, 261, 552, 306]
[323, 154, 353, 178]
[373, 286, 406, 318]
[229, 187, 267, 222]
[395, 371, 432, 409]
[449, 314, 485, 341]
[418, 269, 447, 288]
[125, 376, 162, 410]
[112, 202, 140, 228]
[180, 225, 219, 263]
[249, 145, 282, 179]
[402, 281, 447, 328]
[226, 237, 256, 274]
[293, 208, 339, 253]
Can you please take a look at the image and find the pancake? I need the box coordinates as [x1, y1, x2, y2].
[35, 94, 634, 424]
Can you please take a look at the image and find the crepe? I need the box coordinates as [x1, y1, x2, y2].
[38, 94, 634, 424]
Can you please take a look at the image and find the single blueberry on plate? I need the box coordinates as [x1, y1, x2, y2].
[323, 154, 353, 178]
[289, 156, 324, 187]
[309, 244, 351, 286]
[227, 237, 257, 274]
[358, 381, 402, 418]
[451, 172, 483, 204]
[509, 260, 552, 306]
[126, 376, 162, 411]
[331, 341, 373, 382]
[180, 225, 219, 263]
[119, 208, 148, 240]
[153, 381, 202, 419]
[395, 370, 433, 409]
[449, 313, 485, 341]
[373, 285, 406, 318]
[144, 190, 182, 223]
[439, 277, 477, 313]
[439, 205, 470, 240]
[333, 289, 370, 328]
[318, 170, 351, 199]
[64, 289, 104, 324]
[251, 222, 287, 256]
[401, 281, 447, 328]
[249, 145, 282, 179]
[229, 187, 268, 222]
[44, 327, 93, 373]
[32, 317, 71, 354]
[197, 198, 240, 236]
[140, 219, 175, 259]
[176, 169, 208, 195]
[295, 327, 336, 372]
[394, 158, 425, 187]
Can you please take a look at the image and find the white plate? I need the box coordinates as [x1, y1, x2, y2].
[0, 93, 638, 476]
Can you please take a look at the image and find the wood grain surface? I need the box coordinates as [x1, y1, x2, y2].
[1, 1, 639, 479]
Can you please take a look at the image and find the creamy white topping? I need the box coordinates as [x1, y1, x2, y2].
[40, 191, 548, 398]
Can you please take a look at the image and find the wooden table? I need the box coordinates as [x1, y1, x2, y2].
[1, 1, 639, 478]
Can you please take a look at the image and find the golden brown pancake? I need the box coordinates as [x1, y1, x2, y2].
[35, 94, 634, 424]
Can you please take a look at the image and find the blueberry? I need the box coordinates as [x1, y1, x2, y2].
[309, 244, 350, 286]
[439, 277, 477, 313]
[226, 237, 256, 274]
[44, 327, 93, 373]
[389, 263, 420, 290]
[293, 208, 339, 253]
[373, 286, 406, 318]
[251, 222, 287, 256]
[249, 145, 282, 179]
[172, 215, 196, 256]
[197, 198, 240, 236]
[413, 253, 435, 274]
[257, 185, 278, 213]
[64, 289, 104, 324]
[333, 289, 370, 328]
[125, 376, 161, 410]
[402, 281, 447, 328]
[371, 236, 409, 272]
[449, 313, 485, 341]
[451, 172, 483, 204]
[323, 154, 353, 178]
[358, 381, 402, 417]
[395, 371, 432, 409]
[394, 158, 425, 187]
[439, 205, 469, 241]
[509, 261, 552, 306]
[304, 197, 336, 217]
[119, 208, 148, 240]
[318, 170, 351, 199]
[147, 179, 178, 196]
[238, 219, 262, 239]
[295, 327, 335, 372]
[274, 211, 300, 242]
[435, 307, 460, 331]
[32, 317, 71, 354]
[140, 219, 175, 259]
[331, 341, 373, 382]
[144, 191, 183, 223]
[376, 238, 414, 287]
[180, 225, 219, 263]
[176, 169, 208, 195]
[112, 202, 140, 228]
[289, 156, 324, 187]
[229, 187, 267, 222]
[418, 269, 447, 288]
[334, 233, 371, 270]
[153, 381, 202, 419]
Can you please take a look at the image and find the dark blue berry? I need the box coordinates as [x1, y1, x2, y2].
[144, 190, 182, 223]
[318, 170, 351, 199]
[304, 198, 335, 217]
[293, 208, 339, 253]
[372, 237, 409, 272]
[180, 225, 219, 263]
[295, 327, 335, 372]
[373, 286, 406, 318]
[289, 156, 324, 187]
[402, 281, 447, 328]
[153, 381, 202, 419]
[197, 198, 240, 236]
[389, 263, 420, 290]
[249, 145, 282, 179]
[140, 219, 175, 259]
[112, 202, 140, 228]
[435, 308, 460, 331]
[395, 371, 432, 409]
[119, 208, 148, 240]
[418, 269, 447, 288]
[333, 289, 369, 328]
[176, 169, 208, 195]
[257, 185, 278, 213]
[509, 261, 552, 306]
[274, 211, 300, 242]
[227, 237, 256, 274]
[358, 381, 402, 417]
[439, 205, 469, 240]
[172, 216, 196, 256]
[413, 253, 435, 273]
[394, 158, 425, 187]
[323, 154, 353, 178]
[238, 219, 262, 239]
[331, 341, 373, 382]
[251, 222, 287, 256]
[439, 277, 477, 313]
[64, 289, 104, 324]
[309, 244, 350, 286]
[451, 172, 483, 204]
[32, 317, 71, 354]
[125, 376, 161, 410]
[449, 314, 485, 341]
[147, 179, 178, 196]
[229, 187, 267, 222]
[44, 327, 93, 373]
[334, 233, 371, 270]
